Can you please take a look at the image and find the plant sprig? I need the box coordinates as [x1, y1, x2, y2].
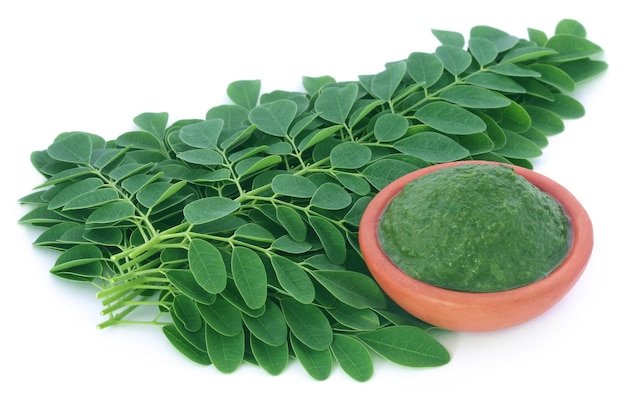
[18, 19, 605, 381]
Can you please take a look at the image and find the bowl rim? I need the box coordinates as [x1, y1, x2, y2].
[358, 160, 594, 331]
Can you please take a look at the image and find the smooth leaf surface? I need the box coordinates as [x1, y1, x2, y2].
[242, 300, 288, 347]
[183, 197, 240, 225]
[330, 142, 372, 169]
[281, 298, 333, 351]
[196, 295, 243, 336]
[205, 324, 245, 373]
[249, 99, 298, 137]
[310, 270, 387, 309]
[406, 52, 443, 88]
[374, 113, 409, 142]
[47, 132, 93, 164]
[188, 238, 227, 294]
[227, 79, 261, 110]
[415, 102, 487, 134]
[394, 131, 470, 162]
[231, 246, 267, 310]
[310, 183, 352, 210]
[356, 326, 450, 367]
[331, 334, 374, 382]
[314, 83, 359, 124]
[270, 255, 316, 304]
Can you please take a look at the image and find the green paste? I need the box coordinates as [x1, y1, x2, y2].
[378, 164, 571, 292]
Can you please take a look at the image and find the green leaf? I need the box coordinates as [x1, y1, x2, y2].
[395, 132, 470, 163]
[275, 206, 307, 242]
[203, 285, 253, 330]
[343, 196, 373, 226]
[415, 101, 486, 135]
[302, 75, 336, 95]
[162, 325, 211, 365]
[436, 46, 472, 76]
[356, 325, 450, 367]
[406, 52, 443, 88]
[439, 85, 510, 109]
[431, 29, 465, 47]
[457, 133, 494, 155]
[297, 124, 343, 151]
[33, 222, 81, 249]
[325, 302, 380, 331]
[330, 142, 372, 169]
[270, 255, 316, 304]
[62, 188, 119, 210]
[544, 34, 603, 62]
[177, 148, 223, 165]
[528, 27, 548, 46]
[555, 19, 587, 37]
[205, 324, 245, 374]
[242, 300, 288, 347]
[470, 25, 518, 52]
[310, 270, 386, 309]
[525, 93, 585, 119]
[361, 159, 418, 191]
[50, 244, 103, 281]
[227, 79, 261, 110]
[188, 238, 227, 294]
[271, 235, 312, 254]
[47, 177, 104, 210]
[136, 180, 188, 210]
[500, 46, 557, 64]
[310, 183, 352, 210]
[368, 61, 406, 101]
[335, 173, 370, 196]
[172, 294, 203, 332]
[497, 130, 543, 159]
[348, 99, 385, 128]
[171, 312, 207, 352]
[280, 298, 333, 351]
[558, 59, 607, 83]
[47, 132, 93, 164]
[121, 173, 163, 195]
[523, 105, 564, 134]
[488, 63, 541, 77]
[166, 270, 217, 305]
[465, 72, 527, 93]
[86, 201, 136, 226]
[530, 63, 576, 92]
[374, 113, 409, 142]
[196, 295, 243, 336]
[468, 37, 498, 66]
[250, 335, 289, 376]
[116, 131, 163, 151]
[133, 112, 168, 139]
[83, 228, 123, 246]
[178, 119, 224, 149]
[249, 99, 298, 137]
[331, 334, 374, 382]
[231, 246, 267, 310]
[183, 197, 240, 225]
[309, 216, 346, 265]
[234, 155, 281, 177]
[290, 334, 333, 381]
[496, 100, 532, 133]
[234, 223, 275, 243]
[314, 83, 359, 124]
[271, 174, 317, 198]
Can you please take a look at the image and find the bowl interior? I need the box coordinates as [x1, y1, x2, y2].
[358, 160, 594, 331]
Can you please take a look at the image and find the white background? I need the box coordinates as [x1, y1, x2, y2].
[2, 1, 624, 400]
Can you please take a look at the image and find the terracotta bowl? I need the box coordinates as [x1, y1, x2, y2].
[359, 160, 593, 332]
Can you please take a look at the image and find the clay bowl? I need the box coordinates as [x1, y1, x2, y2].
[359, 160, 593, 332]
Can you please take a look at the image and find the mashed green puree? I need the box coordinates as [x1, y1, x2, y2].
[378, 164, 571, 292]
